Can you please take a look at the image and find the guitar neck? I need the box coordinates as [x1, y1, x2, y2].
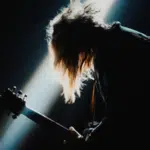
[22, 106, 71, 138]
[0, 87, 83, 143]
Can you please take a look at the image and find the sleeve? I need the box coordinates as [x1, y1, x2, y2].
[119, 23, 150, 44]
[111, 21, 150, 50]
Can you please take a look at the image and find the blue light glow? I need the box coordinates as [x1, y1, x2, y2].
[0, 55, 61, 149]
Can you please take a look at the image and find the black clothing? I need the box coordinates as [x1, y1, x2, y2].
[91, 22, 150, 148]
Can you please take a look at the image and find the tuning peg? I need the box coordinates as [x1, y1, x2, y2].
[12, 86, 17, 92]
[18, 90, 23, 95]
[23, 94, 27, 101]
[16, 90, 23, 97]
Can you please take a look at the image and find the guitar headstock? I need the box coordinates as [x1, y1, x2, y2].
[0, 86, 26, 119]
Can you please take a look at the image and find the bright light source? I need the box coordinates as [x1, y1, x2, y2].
[95, 0, 116, 18]
[83, 0, 116, 19]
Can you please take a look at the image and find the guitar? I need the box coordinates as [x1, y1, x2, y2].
[0, 86, 84, 145]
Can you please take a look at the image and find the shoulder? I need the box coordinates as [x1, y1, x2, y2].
[110, 21, 150, 47]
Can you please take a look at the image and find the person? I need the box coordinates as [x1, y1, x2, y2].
[46, 0, 150, 148]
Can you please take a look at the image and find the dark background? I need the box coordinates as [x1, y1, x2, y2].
[0, 0, 150, 149]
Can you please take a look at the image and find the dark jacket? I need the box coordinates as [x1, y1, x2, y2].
[88, 22, 150, 148]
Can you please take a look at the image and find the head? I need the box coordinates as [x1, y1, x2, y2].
[47, 0, 111, 103]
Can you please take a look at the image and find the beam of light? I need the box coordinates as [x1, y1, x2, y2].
[0, 0, 116, 149]
[82, 0, 116, 19]
[0, 54, 61, 149]
[94, 0, 116, 19]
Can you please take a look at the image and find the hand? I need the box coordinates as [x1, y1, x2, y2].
[69, 126, 83, 139]
[83, 128, 94, 141]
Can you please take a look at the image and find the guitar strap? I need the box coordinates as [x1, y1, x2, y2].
[90, 70, 107, 127]
[91, 79, 96, 124]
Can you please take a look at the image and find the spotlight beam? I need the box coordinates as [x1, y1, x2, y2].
[0, 55, 61, 149]
[0, 0, 116, 149]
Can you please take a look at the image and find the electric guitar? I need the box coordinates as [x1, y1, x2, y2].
[0, 86, 84, 145]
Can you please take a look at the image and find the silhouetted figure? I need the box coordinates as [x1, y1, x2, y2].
[47, 0, 150, 148]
